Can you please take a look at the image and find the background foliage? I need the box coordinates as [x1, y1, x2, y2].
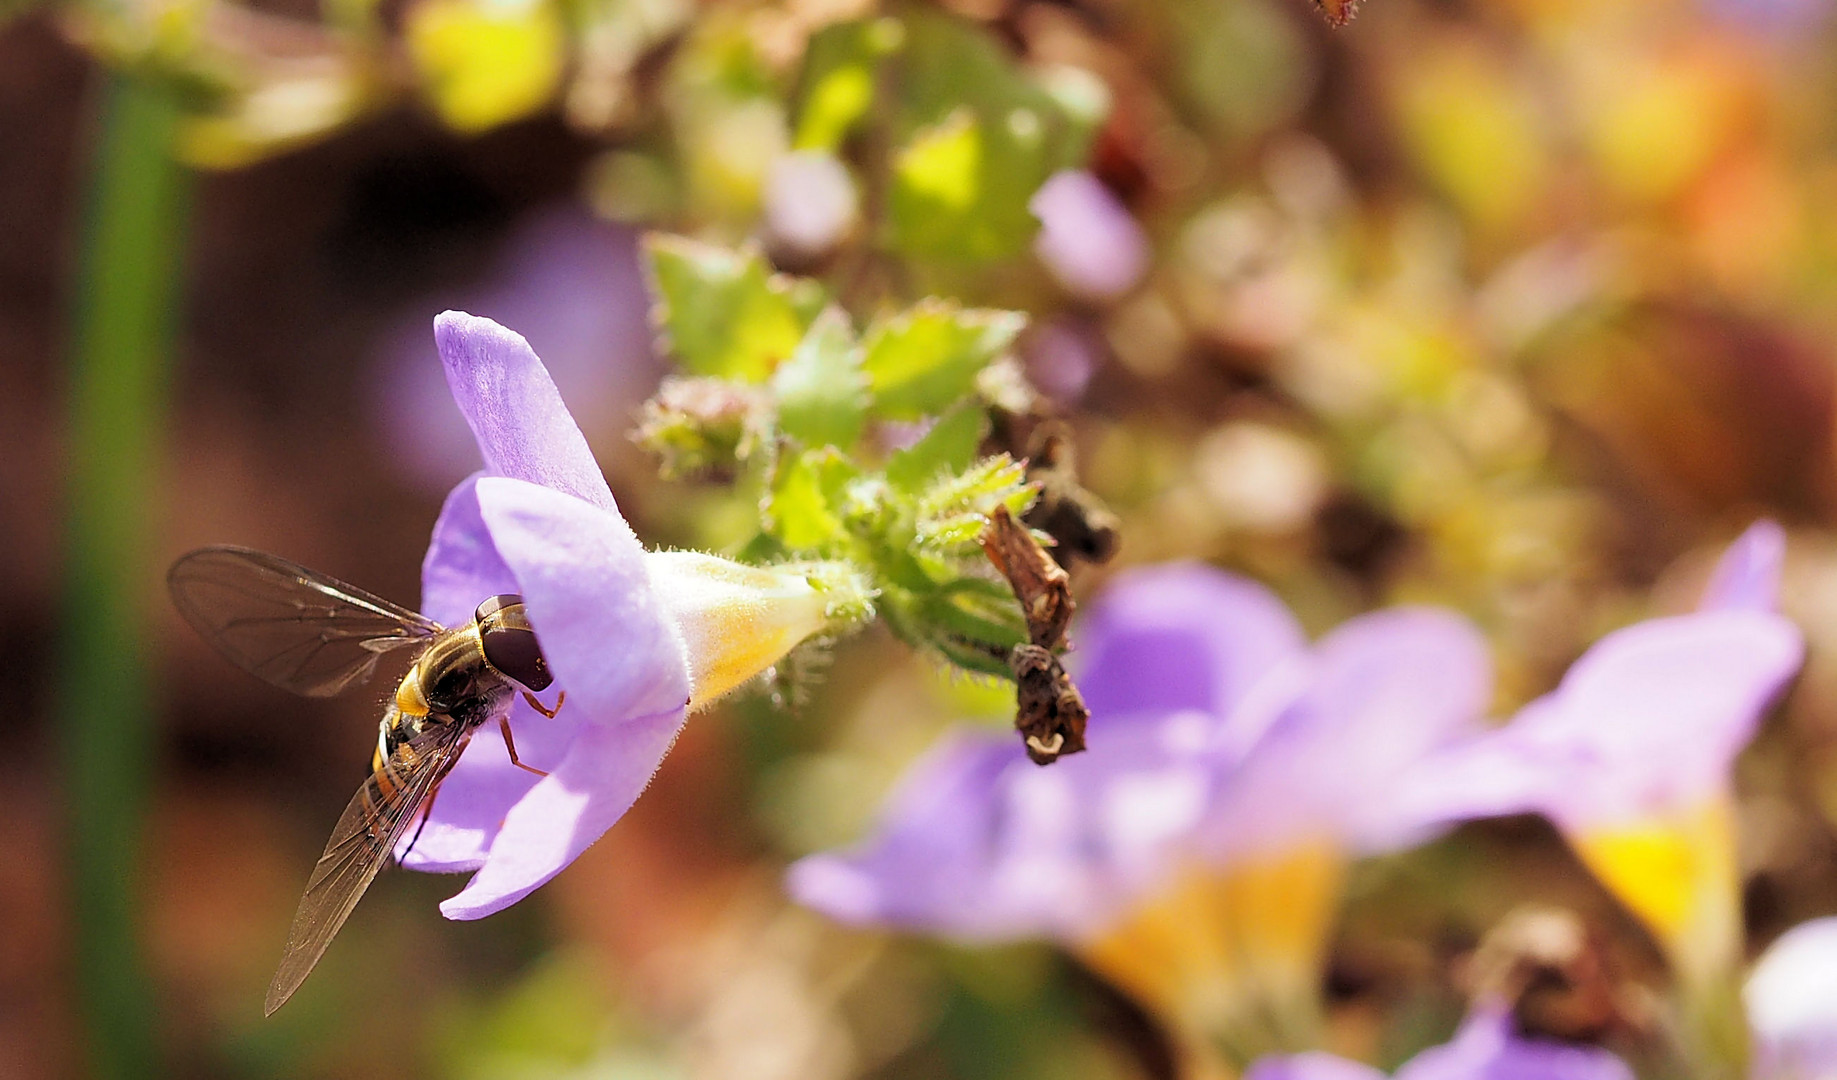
[7, 0, 1837, 1076]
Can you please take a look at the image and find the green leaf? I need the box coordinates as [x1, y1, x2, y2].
[887, 405, 988, 492]
[765, 448, 858, 551]
[643, 235, 819, 382]
[862, 301, 1025, 420]
[914, 455, 1034, 554]
[884, 9, 1101, 261]
[892, 109, 981, 217]
[772, 307, 866, 449]
[406, 0, 566, 134]
[793, 17, 906, 150]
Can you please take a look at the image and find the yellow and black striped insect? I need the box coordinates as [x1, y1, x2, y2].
[168, 546, 560, 1014]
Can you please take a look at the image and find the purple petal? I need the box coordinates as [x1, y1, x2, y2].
[1202, 607, 1492, 858]
[1513, 611, 1800, 828]
[788, 709, 1223, 941]
[788, 733, 1024, 935]
[439, 704, 688, 919]
[1393, 1007, 1633, 1080]
[405, 476, 577, 859]
[420, 475, 520, 627]
[1030, 170, 1149, 302]
[1245, 1054, 1386, 1080]
[395, 696, 550, 872]
[1699, 520, 1785, 613]
[371, 210, 659, 492]
[764, 151, 859, 258]
[1747, 917, 1837, 1079]
[1395, 611, 1803, 834]
[1075, 563, 1307, 732]
[1247, 1011, 1634, 1080]
[435, 311, 617, 512]
[474, 476, 690, 724]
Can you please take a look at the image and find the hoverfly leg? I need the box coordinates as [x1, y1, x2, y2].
[500, 714, 550, 777]
[400, 778, 448, 863]
[522, 689, 565, 719]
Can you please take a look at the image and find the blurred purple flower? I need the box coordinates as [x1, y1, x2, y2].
[788, 563, 1494, 940]
[1703, 0, 1833, 35]
[1392, 522, 1801, 839]
[371, 205, 660, 490]
[403, 312, 838, 919]
[1030, 170, 1150, 302]
[764, 151, 860, 260]
[1700, 517, 1784, 613]
[1247, 1007, 1633, 1080]
[1021, 317, 1100, 404]
[1747, 917, 1837, 1079]
[1388, 522, 1802, 984]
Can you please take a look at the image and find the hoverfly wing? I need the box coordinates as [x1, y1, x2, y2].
[168, 546, 442, 698]
[264, 721, 472, 1015]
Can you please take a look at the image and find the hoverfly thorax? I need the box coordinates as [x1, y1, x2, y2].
[392, 594, 553, 720]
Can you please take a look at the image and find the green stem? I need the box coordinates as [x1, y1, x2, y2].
[60, 74, 190, 1080]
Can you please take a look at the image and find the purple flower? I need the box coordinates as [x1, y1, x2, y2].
[1702, 0, 1833, 35]
[1389, 523, 1802, 979]
[1748, 917, 1837, 1079]
[1029, 170, 1150, 302]
[401, 312, 850, 919]
[763, 151, 860, 259]
[1247, 1007, 1633, 1080]
[369, 206, 660, 490]
[787, 563, 1494, 942]
[1700, 518, 1784, 613]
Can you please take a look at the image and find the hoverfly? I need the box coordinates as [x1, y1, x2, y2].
[167, 546, 561, 1015]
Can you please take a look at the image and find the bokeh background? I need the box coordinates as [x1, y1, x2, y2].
[8, 0, 1837, 1075]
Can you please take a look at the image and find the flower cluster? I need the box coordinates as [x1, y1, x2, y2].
[790, 522, 1804, 1065]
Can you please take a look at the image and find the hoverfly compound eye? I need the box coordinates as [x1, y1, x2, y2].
[474, 594, 519, 622]
[476, 596, 554, 691]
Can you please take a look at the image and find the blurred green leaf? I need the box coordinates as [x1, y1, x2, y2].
[885, 10, 1099, 261]
[644, 235, 819, 382]
[793, 17, 905, 150]
[406, 0, 565, 133]
[887, 404, 989, 493]
[790, 10, 1099, 261]
[772, 306, 867, 449]
[862, 301, 1025, 419]
[766, 447, 858, 550]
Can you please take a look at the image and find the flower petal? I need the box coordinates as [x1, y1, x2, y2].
[435, 310, 617, 512]
[1391, 610, 1803, 837]
[1514, 611, 1801, 829]
[1747, 916, 1837, 1079]
[1075, 563, 1307, 728]
[474, 476, 691, 724]
[789, 709, 1224, 941]
[787, 732, 1040, 938]
[1030, 170, 1149, 302]
[407, 476, 579, 862]
[439, 704, 688, 919]
[395, 697, 566, 871]
[420, 474, 520, 626]
[1202, 607, 1492, 858]
[1245, 1053, 1386, 1080]
[1393, 1006, 1633, 1080]
[1700, 519, 1785, 613]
